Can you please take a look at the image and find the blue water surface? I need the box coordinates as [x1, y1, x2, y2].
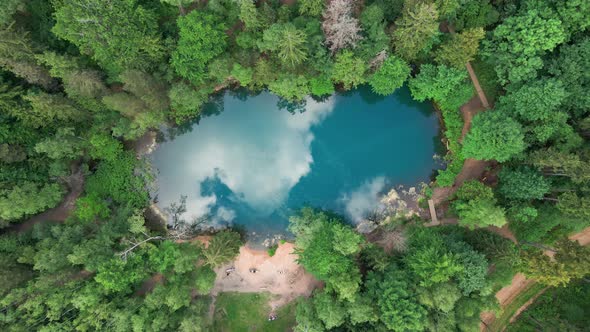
[151, 86, 440, 235]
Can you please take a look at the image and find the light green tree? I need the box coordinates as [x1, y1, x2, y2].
[259, 23, 308, 67]
[462, 111, 526, 162]
[392, 2, 439, 60]
[0, 182, 64, 224]
[435, 27, 485, 68]
[331, 51, 366, 89]
[299, 0, 324, 16]
[172, 11, 227, 84]
[203, 231, 242, 267]
[53, 0, 163, 76]
[368, 55, 411, 95]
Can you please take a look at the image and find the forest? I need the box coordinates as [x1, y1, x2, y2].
[0, 0, 589, 331]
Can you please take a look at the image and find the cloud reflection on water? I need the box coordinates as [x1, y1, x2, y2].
[154, 94, 335, 225]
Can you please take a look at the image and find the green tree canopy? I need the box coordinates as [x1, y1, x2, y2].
[435, 27, 485, 68]
[330, 50, 366, 89]
[482, 8, 566, 84]
[368, 55, 411, 96]
[172, 11, 227, 85]
[463, 111, 526, 162]
[392, 2, 440, 60]
[498, 167, 551, 201]
[259, 23, 308, 67]
[52, 0, 163, 77]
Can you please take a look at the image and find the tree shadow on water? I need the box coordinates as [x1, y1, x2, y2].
[277, 97, 307, 114]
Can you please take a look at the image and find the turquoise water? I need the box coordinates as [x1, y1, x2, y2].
[152, 86, 440, 234]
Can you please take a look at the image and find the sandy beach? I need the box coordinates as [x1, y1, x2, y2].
[211, 242, 322, 309]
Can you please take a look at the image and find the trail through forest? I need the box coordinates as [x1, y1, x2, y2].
[430, 23, 492, 209]
[9, 166, 85, 233]
[480, 226, 590, 331]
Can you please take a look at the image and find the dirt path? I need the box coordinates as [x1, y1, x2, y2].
[211, 242, 321, 310]
[480, 226, 590, 330]
[459, 96, 484, 142]
[466, 62, 490, 109]
[8, 166, 85, 233]
[446, 24, 490, 110]
[430, 24, 492, 208]
[569, 226, 590, 245]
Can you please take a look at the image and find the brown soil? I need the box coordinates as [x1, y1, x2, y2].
[459, 96, 484, 142]
[569, 226, 590, 245]
[480, 226, 590, 330]
[486, 224, 517, 244]
[211, 242, 321, 310]
[508, 288, 548, 324]
[136, 273, 165, 296]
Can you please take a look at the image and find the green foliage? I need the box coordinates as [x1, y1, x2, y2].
[34, 127, 84, 160]
[497, 78, 567, 122]
[238, 0, 261, 30]
[95, 254, 149, 293]
[203, 230, 242, 267]
[52, 0, 163, 77]
[259, 23, 308, 67]
[393, 2, 440, 60]
[366, 265, 428, 331]
[172, 11, 227, 85]
[309, 75, 334, 97]
[522, 239, 590, 286]
[482, 9, 566, 84]
[267, 73, 310, 101]
[508, 280, 590, 332]
[74, 193, 110, 223]
[85, 151, 149, 208]
[452, 0, 498, 31]
[313, 291, 347, 329]
[168, 82, 209, 124]
[409, 64, 469, 106]
[231, 63, 254, 87]
[417, 282, 462, 313]
[406, 243, 464, 286]
[548, 38, 590, 114]
[435, 27, 485, 68]
[20, 91, 86, 128]
[289, 208, 361, 301]
[298, 0, 324, 17]
[463, 111, 526, 162]
[89, 133, 123, 161]
[0, 24, 55, 89]
[331, 51, 366, 89]
[368, 55, 411, 96]
[0, 182, 63, 224]
[453, 180, 507, 229]
[556, 192, 590, 221]
[498, 167, 551, 201]
[0, 0, 23, 27]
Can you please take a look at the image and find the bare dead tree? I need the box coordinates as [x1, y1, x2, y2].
[119, 233, 165, 261]
[369, 50, 388, 69]
[164, 195, 187, 227]
[119, 229, 190, 260]
[322, 0, 363, 53]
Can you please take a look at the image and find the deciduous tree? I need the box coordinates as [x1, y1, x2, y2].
[463, 111, 526, 162]
[435, 27, 485, 68]
[392, 2, 439, 60]
[172, 11, 227, 85]
[52, 0, 163, 76]
[331, 50, 366, 89]
[498, 167, 551, 201]
[368, 55, 411, 96]
[322, 0, 362, 53]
